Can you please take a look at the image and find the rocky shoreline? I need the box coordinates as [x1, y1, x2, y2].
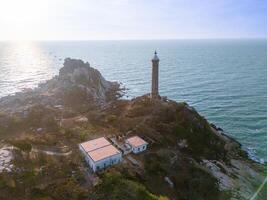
[0, 58, 266, 200]
[0, 58, 121, 115]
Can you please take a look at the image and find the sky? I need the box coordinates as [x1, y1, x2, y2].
[0, 0, 266, 40]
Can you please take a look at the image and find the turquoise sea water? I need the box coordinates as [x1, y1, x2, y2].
[0, 40, 266, 162]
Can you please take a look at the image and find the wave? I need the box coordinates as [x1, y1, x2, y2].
[246, 147, 266, 164]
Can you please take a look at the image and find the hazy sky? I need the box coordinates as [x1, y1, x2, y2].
[0, 0, 266, 40]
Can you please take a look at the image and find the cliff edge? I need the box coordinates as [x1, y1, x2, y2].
[0, 59, 266, 200]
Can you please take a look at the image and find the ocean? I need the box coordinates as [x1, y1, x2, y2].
[0, 39, 266, 163]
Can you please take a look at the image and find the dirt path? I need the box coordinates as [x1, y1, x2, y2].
[31, 147, 72, 156]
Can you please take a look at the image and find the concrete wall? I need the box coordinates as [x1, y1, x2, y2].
[132, 144, 147, 154]
[92, 153, 122, 172]
[79, 144, 122, 172]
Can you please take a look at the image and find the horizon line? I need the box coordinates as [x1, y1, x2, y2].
[1, 37, 267, 42]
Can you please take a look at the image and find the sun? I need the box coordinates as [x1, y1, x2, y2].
[0, 0, 47, 40]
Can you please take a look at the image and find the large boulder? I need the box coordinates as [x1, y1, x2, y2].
[50, 58, 116, 104]
[0, 58, 120, 114]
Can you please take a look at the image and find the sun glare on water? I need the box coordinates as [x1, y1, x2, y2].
[0, 42, 56, 96]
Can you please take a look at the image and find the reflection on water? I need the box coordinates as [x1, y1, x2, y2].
[0, 42, 58, 96]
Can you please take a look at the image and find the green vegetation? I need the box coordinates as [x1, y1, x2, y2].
[91, 172, 168, 200]
[25, 105, 59, 132]
[39, 178, 88, 200]
[143, 152, 228, 200]
[0, 113, 23, 137]
[0, 146, 87, 200]
[0, 94, 263, 200]
[10, 139, 32, 152]
[172, 103, 227, 160]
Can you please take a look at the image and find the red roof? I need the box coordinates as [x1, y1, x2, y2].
[88, 145, 121, 162]
[80, 137, 110, 153]
[127, 136, 148, 148]
[80, 137, 121, 162]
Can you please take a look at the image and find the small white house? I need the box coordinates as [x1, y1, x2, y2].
[126, 136, 148, 154]
[79, 137, 122, 172]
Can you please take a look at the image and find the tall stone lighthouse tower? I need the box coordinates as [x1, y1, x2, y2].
[151, 51, 160, 99]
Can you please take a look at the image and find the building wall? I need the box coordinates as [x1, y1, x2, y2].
[132, 144, 147, 154]
[79, 145, 122, 172]
[92, 153, 122, 172]
[79, 144, 92, 167]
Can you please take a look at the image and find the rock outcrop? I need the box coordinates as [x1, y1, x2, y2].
[0, 59, 266, 200]
[0, 58, 120, 115]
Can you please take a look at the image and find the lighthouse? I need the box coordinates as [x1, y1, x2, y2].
[151, 51, 160, 99]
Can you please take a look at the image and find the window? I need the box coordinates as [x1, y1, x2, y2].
[143, 146, 145, 150]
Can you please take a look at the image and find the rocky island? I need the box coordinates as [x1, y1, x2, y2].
[0, 58, 266, 200]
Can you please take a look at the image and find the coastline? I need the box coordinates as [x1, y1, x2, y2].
[1, 88, 265, 166]
[1, 40, 267, 165]
[0, 58, 266, 199]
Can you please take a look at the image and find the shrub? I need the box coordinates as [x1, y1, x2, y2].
[11, 140, 32, 152]
[106, 115, 117, 124]
[42, 116, 59, 132]
[46, 178, 87, 200]
[91, 172, 168, 200]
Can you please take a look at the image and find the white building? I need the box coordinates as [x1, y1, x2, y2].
[126, 136, 148, 154]
[79, 137, 122, 172]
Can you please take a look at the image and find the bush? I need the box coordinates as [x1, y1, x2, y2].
[173, 165, 220, 200]
[91, 172, 168, 200]
[46, 178, 87, 200]
[0, 115, 23, 136]
[25, 105, 59, 132]
[11, 140, 32, 152]
[42, 116, 59, 132]
[144, 153, 166, 176]
[106, 115, 117, 124]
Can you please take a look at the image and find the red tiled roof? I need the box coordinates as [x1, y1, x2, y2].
[88, 145, 121, 162]
[127, 136, 148, 148]
[80, 137, 110, 153]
